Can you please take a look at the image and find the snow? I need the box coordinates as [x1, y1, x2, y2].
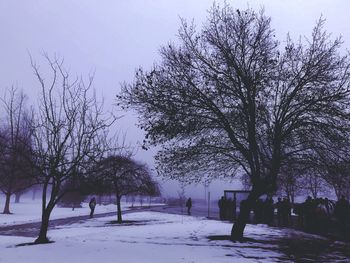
[0, 201, 349, 262]
[0, 211, 292, 263]
[0, 197, 128, 226]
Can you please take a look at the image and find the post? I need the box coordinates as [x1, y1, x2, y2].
[207, 191, 210, 218]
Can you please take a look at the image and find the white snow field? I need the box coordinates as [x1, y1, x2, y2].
[1, 210, 349, 263]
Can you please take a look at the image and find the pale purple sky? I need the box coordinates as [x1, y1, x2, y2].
[1, 0, 349, 198]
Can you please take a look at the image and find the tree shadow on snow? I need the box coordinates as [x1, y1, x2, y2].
[106, 220, 155, 226]
[207, 234, 350, 262]
[208, 235, 275, 244]
[279, 236, 350, 262]
[15, 241, 55, 247]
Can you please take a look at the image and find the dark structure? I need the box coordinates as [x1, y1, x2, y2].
[222, 190, 251, 221]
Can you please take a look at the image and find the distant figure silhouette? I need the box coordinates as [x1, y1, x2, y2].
[89, 197, 96, 218]
[186, 198, 192, 215]
[218, 196, 226, 220]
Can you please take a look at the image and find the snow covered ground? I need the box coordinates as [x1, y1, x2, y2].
[1, 211, 349, 262]
[0, 197, 127, 226]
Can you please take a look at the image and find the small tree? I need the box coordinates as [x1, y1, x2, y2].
[91, 155, 158, 223]
[58, 179, 86, 210]
[276, 160, 305, 203]
[0, 87, 35, 214]
[301, 172, 330, 199]
[324, 162, 350, 200]
[312, 139, 350, 200]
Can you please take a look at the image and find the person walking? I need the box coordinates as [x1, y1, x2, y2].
[186, 197, 192, 215]
[89, 197, 97, 218]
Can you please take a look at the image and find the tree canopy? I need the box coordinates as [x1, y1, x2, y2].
[119, 3, 350, 239]
[90, 155, 160, 222]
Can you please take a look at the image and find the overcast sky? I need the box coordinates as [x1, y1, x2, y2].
[1, 0, 349, 198]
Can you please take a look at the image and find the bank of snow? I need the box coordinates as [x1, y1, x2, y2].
[0, 211, 295, 263]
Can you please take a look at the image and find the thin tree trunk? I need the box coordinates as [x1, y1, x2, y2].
[3, 192, 12, 214]
[35, 181, 52, 244]
[35, 207, 53, 244]
[116, 195, 122, 223]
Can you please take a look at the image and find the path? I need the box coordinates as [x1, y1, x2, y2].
[0, 206, 163, 238]
[148, 202, 220, 219]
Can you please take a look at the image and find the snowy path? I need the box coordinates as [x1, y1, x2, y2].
[0, 211, 117, 237]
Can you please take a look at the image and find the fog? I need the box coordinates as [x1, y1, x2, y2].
[1, 0, 349, 199]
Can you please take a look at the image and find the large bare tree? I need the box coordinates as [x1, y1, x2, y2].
[30, 55, 114, 244]
[119, 4, 350, 240]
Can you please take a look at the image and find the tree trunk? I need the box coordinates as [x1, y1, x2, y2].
[3, 192, 12, 214]
[35, 208, 52, 244]
[116, 195, 122, 223]
[230, 191, 258, 241]
[35, 181, 54, 244]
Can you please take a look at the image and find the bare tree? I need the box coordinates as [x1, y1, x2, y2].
[301, 172, 330, 199]
[119, 3, 350, 239]
[325, 162, 350, 200]
[277, 168, 300, 204]
[276, 158, 308, 203]
[0, 87, 35, 214]
[30, 54, 114, 244]
[58, 177, 86, 210]
[90, 155, 158, 223]
[312, 139, 350, 200]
